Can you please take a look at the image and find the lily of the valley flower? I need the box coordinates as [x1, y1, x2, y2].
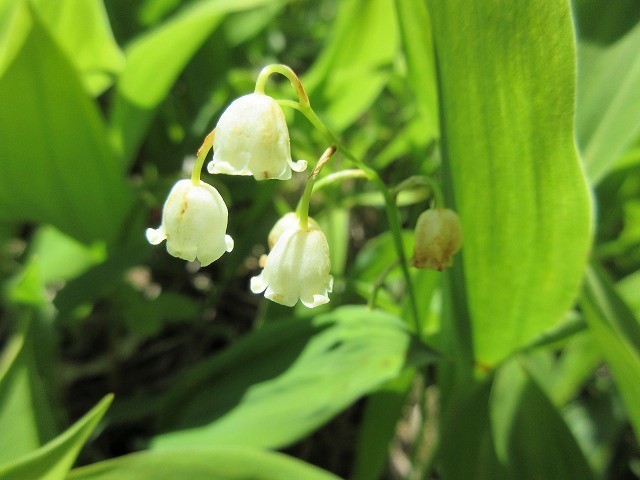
[267, 212, 319, 249]
[251, 222, 333, 308]
[412, 208, 462, 271]
[207, 93, 307, 181]
[146, 179, 234, 266]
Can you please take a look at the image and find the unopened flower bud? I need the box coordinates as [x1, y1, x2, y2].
[412, 208, 462, 271]
[267, 212, 319, 249]
[251, 223, 333, 308]
[146, 179, 234, 266]
[207, 93, 307, 180]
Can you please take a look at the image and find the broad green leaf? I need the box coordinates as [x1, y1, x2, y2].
[302, 0, 398, 131]
[580, 265, 640, 438]
[575, 17, 640, 183]
[0, 319, 56, 464]
[393, 0, 438, 136]
[428, 0, 593, 366]
[110, 0, 280, 164]
[0, 12, 132, 244]
[490, 359, 595, 480]
[152, 306, 422, 450]
[67, 447, 341, 480]
[29, 0, 124, 95]
[0, 395, 112, 480]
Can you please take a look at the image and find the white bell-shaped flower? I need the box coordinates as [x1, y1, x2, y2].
[146, 179, 234, 266]
[251, 223, 333, 308]
[267, 212, 319, 249]
[207, 93, 307, 180]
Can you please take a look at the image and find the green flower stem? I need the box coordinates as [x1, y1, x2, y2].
[191, 129, 215, 185]
[392, 175, 445, 208]
[267, 65, 420, 332]
[255, 64, 310, 108]
[296, 146, 336, 229]
[296, 178, 315, 229]
[368, 259, 401, 310]
[292, 103, 421, 333]
[313, 169, 368, 192]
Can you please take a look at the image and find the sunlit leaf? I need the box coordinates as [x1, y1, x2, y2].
[151, 306, 428, 450]
[0, 320, 55, 464]
[28, 226, 106, 285]
[29, 0, 124, 95]
[67, 447, 341, 480]
[0, 395, 112, 480]
[0, 12, 132, 244]
[428, 0, 593, 366]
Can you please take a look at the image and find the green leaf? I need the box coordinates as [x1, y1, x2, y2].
[28, 225, 106, 285]
[110, 0, 280, 165]
[0, 11, 132, 244]
[5, 257, 48, 308]
[575, 16, 640, 183]
[67, 447, 341, 480]
[0, 0, 30, 78]
[573, 0, 640, 44]
[580, 265, 640, 439]
[0, 394, 112, 480]
[29, 0, 124, 95]
[302, 0, 398, 131]
[428, 0, 593, 366]
[618, 269, 640, 316]
[0, 319, 56, 464]
[316, 207, 349, 276]
[152, 306, 415, 450]
[490, 359, 595, 480]
[393, 0, 438, 136]
[524, 331, 601, 407]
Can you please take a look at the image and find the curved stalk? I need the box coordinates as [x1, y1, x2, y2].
[297, 106, 421, 332]
[191, 129, 215, 184]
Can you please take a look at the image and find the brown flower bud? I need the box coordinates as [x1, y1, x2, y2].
[412, 208, 462, 271]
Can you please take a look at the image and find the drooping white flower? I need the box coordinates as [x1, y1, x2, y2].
[267, 212, 319, 249]
[146, 179, 234, 266]
[251, 223, 333, 308]
[207, 93, 307, 180]
[412, 208, 462, 271]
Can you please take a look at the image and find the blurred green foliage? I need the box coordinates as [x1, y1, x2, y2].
[1, 0, 640, 478]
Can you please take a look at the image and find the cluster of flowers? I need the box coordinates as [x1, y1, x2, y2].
[146, 64, 464, 311]
[146, 92, 333, 308]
